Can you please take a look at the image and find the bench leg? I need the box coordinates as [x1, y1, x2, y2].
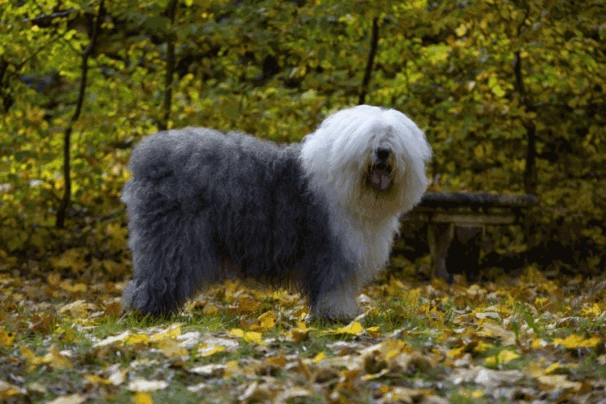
[428, 223, 454, 283]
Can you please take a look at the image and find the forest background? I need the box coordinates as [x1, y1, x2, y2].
[1, 0, 605, 281]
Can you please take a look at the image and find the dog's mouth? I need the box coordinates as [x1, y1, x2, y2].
[368, 163, 393, 191]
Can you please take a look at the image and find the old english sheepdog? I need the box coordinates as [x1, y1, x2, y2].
[121, 105, 432, 320]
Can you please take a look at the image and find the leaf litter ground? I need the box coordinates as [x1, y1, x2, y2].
[1, 266, 605, 403]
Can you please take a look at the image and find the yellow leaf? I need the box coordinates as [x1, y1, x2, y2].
[20, 345, 39, 362]
[366, 326, 381, 337]
[0, 329, 15, 347]
[544, 363, 562, 375]
[313, 352, 327, 363]
[84, 375, 111, 385]
[256, 311, 276, 331]
[157, 339, 188, 359]
[133, 392, 153, 404]
[531, 338, 546, 349]
[197, 345, 225, 357]
[48, 345, 72, 369]
[229, 328, 244, 338]
[485, 350, 520, 367]
[290, 322, 312, 343]
[124, 334, 150, 345]
[582, 303, 602, 317]
[447, 346, 466, 360]
[331, 321, 364, 335]
[20, 345, 49, 369]
[471, 390, 484, 398]
[151, 325, 181, 342]
[0, 380, 23, 398]
[224, 360, 241, 376]
[553, 334, 601, 349]
[243, 331, 265, 345]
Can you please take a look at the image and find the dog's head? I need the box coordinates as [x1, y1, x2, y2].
[301, 105, 432, 217]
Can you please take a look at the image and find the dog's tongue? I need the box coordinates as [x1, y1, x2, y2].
[371, 168, 392, 191]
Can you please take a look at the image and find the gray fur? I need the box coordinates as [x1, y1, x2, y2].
[121, 128, 354, 318]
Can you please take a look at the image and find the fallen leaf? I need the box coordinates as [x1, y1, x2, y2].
[84, 375, 111, 385]
[93, 331, 131, 347]
[197, 345, 225, 357]
[189, 364, 226, 377]
[538, 374, 582, 392]
[255, 310, 276, 331]
[157, 338, 188, 358]
[485, 350, 520, 367]
[313, 352, 327, 363]
[0, 380, 23, 398]
[290, 321, 312, 343]
[48, 345, 72, 369]
[0, 329, 15, 347]
[150, 325, 182, 342]
[59, 300, 98, 317]
[329, 321, 364, 335]
[133, 392, 153, 404]
[480, 322, 516, 346]
[47, 394, 86, 404]
[127, 379, 169, 392]
[125, 334, 150, 345]
[552, 334, 602, 349]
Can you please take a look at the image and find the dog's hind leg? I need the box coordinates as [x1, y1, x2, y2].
[122, 192, 217, 317]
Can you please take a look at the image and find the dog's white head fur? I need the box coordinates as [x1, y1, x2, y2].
[301, 105, 432, 220]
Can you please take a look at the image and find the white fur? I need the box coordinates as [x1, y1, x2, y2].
[301, 105, 432, 316]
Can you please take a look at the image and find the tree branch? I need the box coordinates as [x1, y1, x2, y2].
[56, 0, 105, 228]
[159, 0, 178, 131]
[358, 17, 379, 105]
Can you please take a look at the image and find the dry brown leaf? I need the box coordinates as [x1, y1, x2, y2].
[273, 386, 312, 403]
[480, 322, 516, 346]
[238, 381, 273, 403]
[538, 375, 582, 392]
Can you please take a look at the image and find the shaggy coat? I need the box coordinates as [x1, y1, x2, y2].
[122, 105, 432, 319]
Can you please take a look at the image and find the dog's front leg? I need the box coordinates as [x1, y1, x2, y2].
[309, 271, 361, 321]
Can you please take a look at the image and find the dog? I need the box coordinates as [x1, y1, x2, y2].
[121, 105, 432, 320]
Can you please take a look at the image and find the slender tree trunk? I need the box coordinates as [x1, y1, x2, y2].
[358, 17, 379, 105]
[513, 49, 538, 256]
[513, 51, 537, 195]
[159, 0, 178, 131]
[56, 0, 105, 228]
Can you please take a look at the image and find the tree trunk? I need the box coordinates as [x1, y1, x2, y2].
[56, 0, 105, 228]
[358, 18, 379, 105]
[159, 0, 178, 131]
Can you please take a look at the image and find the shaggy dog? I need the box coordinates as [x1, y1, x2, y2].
[121, 105, 432, 319]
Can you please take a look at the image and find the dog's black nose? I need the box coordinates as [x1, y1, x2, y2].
[376, 148, 390, 162]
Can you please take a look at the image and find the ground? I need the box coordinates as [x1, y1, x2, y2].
[0, 266, 605, 403]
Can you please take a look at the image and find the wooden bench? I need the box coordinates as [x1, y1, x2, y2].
[402, 192, 538, 282]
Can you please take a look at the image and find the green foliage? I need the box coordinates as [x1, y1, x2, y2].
[0, 0, 604, 276]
